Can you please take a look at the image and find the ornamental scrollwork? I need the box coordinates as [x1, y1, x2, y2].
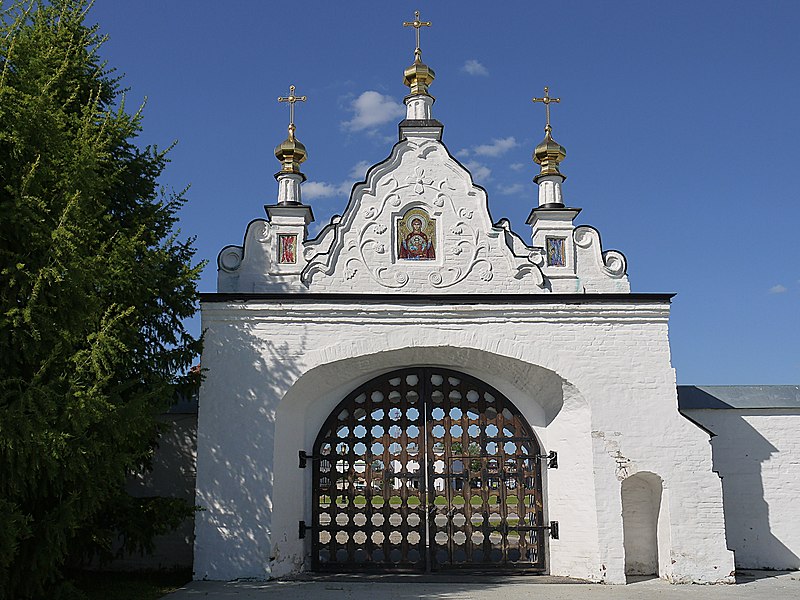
[428, 230, 492, 289]
[255, 223, 270, 243]
[602, 250, 627, 277]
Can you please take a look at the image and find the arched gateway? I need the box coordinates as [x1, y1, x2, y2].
[311, 367, 547, 572]
[196, 11, 736, 583]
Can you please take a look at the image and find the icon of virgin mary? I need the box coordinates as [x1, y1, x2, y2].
[399, 215, 435, 260]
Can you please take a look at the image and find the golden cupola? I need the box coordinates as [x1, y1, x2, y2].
[274, 85, 307, 178]
[532, 87, 566, 183]
[402, 11, 435, 96]
[274, 125, 307, 176]
[403, 51, 435, 96]
[533, 128, 567, 182]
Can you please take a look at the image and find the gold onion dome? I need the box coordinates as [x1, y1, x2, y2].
[403, 51, 435, 96]
[274, 124, 307, 175]
[533, 127, 567, 181]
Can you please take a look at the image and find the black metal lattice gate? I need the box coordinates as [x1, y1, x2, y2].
[307, 367, 552, 572]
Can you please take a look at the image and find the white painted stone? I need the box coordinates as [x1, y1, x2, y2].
[276, 173, 304, 205]
[537, 175, 564, 207]
[404, 94, 433, 120]
[682, 408, 800, 570]
[197, 71, 734, 585]
[194, 300, 734, 583]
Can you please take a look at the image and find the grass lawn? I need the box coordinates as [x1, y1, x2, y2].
[69, 570, 192, 600]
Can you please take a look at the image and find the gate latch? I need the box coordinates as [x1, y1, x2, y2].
[537, 450, 558, 469]
[526, 521, 559, 539]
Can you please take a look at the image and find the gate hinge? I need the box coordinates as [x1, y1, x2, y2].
[549, 521, 559, 539]
[299, 450, 321, 468]
[538, 450, 558, 469]
[299, 520, 307, 539]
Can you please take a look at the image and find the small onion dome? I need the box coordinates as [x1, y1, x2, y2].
[403, 52, 435, 96]
[274, 124, 307, 174]
[533, 128, 567, 182]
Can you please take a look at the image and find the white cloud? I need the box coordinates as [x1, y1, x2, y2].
[308, 219, 329, 238]
[769, 284, 788, 294]
[342, 91, 404, 132]
[509, 163, 525, 171]
[473, 136, 518, 157]
[462, 59, 489, 77]
[302, 159, 378, 202]
[303, 181, 351, 200]
[455, 148, 471, 158]
[464, 160, 491, 181]
[498, 183, 525, 196]
[349, 160, 371, 181]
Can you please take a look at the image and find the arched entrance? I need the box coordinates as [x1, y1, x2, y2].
[311, 367, 546, 572]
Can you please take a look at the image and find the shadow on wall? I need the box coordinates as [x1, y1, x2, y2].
[709, 412, 799, 570]
[680, 387, 799, 570]
[117, 411, 198, 570]
[194, 296, 308, 580]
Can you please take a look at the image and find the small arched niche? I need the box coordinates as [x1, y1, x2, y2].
[622, 472, 664, 578]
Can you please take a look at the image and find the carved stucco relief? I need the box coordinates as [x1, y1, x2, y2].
[299, 139, 548, 292]
[340, 165, 495, 289]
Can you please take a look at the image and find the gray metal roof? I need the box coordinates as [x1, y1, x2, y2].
[677, 385, 800, 410]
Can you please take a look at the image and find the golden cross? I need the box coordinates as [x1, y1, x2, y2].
[403, 10, 431, 56]
[277, 85, 306, 128]
[532, 86, 561, 133]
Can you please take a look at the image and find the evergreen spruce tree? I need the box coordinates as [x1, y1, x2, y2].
[0, 1, 201, 596]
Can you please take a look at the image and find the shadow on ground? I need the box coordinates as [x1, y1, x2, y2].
[735, 569, 796, 583]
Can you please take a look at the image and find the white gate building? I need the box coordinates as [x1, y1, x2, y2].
[194, 16, 736, 583]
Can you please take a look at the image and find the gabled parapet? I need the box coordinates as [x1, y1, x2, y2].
[300, 134, 545, 293]
[574, 226, 630, 293]
[215, 44, 630, 295]
[217, 208, 313, 293]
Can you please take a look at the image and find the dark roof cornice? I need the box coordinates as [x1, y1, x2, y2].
[200, 292, 675, 304]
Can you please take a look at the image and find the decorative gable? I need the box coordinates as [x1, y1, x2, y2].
[302, 136, 544, 293]
[216, 40, 630, 295]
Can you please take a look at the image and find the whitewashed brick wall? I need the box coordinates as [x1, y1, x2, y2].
[682, 408, 800, 570]
[194, 299, 734, 583]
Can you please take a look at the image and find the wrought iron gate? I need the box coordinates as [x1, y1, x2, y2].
[309, 367, 548, 572]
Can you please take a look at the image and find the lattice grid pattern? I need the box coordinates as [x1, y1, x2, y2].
[312, 367, 545, 572]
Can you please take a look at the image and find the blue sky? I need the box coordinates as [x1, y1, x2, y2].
[87, 1, 799, 384]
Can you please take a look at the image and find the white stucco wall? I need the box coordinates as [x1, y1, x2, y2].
[682, 408, 800, 570]
[194, 299, 733, 583]
[115, 413, 197, 570]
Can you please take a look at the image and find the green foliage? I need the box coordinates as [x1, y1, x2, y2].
[0, 1, 202, 597]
